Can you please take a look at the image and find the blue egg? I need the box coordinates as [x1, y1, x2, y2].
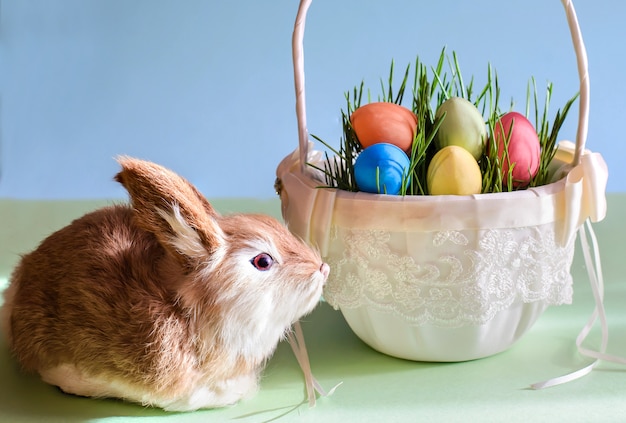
[354, 143, 411, 195]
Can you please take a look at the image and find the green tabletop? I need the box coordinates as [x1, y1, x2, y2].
[1, 196, 625, 423]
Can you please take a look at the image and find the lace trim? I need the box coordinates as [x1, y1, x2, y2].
[323, 225, 575, 328]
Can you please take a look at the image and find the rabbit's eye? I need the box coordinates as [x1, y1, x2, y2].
[251, 253, 274, 271]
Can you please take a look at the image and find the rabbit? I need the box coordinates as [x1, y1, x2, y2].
[0, 157, 329, 412]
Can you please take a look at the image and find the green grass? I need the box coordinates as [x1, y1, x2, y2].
[310, 48, 578, 195]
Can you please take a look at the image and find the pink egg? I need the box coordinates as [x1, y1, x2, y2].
[492, 112, 540, 187]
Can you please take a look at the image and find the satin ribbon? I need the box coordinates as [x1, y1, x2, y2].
[276, 144, 336, 257]
[531, 220, 626, 389]
[558, 140, 608, 246]
[287, 321, 341, 407]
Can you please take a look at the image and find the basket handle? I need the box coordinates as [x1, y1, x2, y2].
[291, 0, 589, 173]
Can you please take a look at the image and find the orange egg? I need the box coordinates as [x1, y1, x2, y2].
[350, 102, 417, 152]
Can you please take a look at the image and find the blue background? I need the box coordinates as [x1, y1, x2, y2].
[1, 0, 623, 199]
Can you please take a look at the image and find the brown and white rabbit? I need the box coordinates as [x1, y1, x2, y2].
[0, 157, 329, 411]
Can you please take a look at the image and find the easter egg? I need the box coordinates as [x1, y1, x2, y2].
[350, 102, 418, 152]
[492, 111, 541, 187]
[354, 143, 411, 195]
[427, 145, 482, 195]
[435, 97, 486, 160]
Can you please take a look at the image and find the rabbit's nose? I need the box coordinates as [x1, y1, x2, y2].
[320, 263, 330, 280]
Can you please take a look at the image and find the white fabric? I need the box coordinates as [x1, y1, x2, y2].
[323, 223, 574, 328]
[277, 141, 607, 257]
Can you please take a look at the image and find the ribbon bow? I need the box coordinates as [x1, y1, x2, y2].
[557, 140, 609, 246]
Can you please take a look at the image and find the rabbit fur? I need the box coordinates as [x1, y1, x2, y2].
[0, 157, 329, 411]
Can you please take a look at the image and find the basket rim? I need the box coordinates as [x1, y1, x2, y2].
[291, 141, 577, 203]
[308, 170, 567, 203]
[283, 156, 568, 234]
[277, 140, 607, 250]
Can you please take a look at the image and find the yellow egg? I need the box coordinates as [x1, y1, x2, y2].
[427, 145, 482, 195]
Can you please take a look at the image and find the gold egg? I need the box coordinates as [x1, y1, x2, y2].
[427, 145, 482, 195]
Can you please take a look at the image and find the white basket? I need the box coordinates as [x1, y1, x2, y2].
[276, 0, 608, 362]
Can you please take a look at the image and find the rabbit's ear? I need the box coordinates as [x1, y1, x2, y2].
[114, 156, 224, 269]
